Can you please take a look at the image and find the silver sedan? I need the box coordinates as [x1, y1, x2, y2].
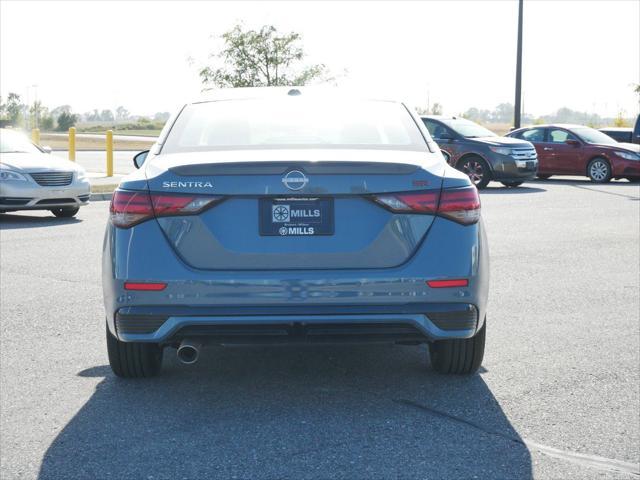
[0, 129, 90, 217]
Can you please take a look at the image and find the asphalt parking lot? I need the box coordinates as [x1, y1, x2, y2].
[1, 178, 638, 479]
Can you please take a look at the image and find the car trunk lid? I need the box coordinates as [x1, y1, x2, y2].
[144, 149, 445, 270]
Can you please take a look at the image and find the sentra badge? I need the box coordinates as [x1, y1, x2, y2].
[162, 181, 213, 188]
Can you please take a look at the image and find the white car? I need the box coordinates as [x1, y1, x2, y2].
[0, 129, 90, 217]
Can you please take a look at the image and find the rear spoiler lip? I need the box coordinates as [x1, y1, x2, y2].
[168, 161, 420, 176]
[441, 164, 475, 189]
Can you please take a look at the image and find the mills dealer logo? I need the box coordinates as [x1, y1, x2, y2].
[272, 205, 290, 222]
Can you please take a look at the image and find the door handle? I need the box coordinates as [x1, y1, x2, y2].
[543, 147, 553, 151]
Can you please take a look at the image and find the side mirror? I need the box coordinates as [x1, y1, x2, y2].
[133, 150, 149, 169]
[41, 145, 52, 154]
[565, 139, 580, 147]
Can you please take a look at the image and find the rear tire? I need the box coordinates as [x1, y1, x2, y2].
[106, 323, 163, 378]
[458, 156, 491, 189]
[501, 181, 524, 188]
[429, 321, 486, 375]
[587, 158, 612, 183]
[51, 206, 80, 218]
[536, 174, 552, 180]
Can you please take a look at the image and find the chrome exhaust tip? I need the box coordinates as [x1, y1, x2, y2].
[176, 340, 201, 365]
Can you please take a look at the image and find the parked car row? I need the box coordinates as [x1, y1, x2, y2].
[2, 111, 638, 221]
[422, 116, 640, 187]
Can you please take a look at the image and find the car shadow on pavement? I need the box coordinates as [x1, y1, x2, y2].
[481, 185, 546, 194]
[0, 212, 82, 230]
[532, 178, 640, 199]
[38, 344, 532, 479]
[534, 178, 638, 185]
[0, 213, 82, 229]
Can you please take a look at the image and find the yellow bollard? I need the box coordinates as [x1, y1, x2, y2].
[68, 127, 76, 161]
[31, 128, 40, 145]
[106, 130, 114, 177]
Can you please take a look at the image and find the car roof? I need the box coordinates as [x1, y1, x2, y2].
[191, 86, 401, 105]
[514, 123, 588, 130]
[420, 115, 461, 121]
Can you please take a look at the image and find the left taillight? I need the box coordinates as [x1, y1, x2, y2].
[110, 190, 221, 228]
[110, 191, 153, 228]
[371, 186, 480, 225]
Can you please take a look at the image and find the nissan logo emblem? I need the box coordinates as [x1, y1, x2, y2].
[282, 170, 309, 191]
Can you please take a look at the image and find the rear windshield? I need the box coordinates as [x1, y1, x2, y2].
[161, 98, 427, 153]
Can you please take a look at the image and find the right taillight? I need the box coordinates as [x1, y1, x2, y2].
[437, 186, 481, 225]
[371, 186, 480, 225]
[372, 191, 439, 214]
[110, 190, 222, 228]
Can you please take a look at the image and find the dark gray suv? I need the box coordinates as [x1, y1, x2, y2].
[421, 116, 538, 189]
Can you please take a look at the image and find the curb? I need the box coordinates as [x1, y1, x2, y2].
[90, 192, 114, 201]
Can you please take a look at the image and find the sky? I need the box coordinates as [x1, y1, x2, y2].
[1, 0, 638, 118]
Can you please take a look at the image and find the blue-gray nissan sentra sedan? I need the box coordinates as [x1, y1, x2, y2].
[102, 88, 489, 378]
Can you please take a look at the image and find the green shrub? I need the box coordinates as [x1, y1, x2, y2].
[56, 112, 78, 131]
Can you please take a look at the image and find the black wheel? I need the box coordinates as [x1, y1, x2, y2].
[536, 174, 552, 180]
[501, 181, 524, 188]
[587, 158, 611, 183]
[458, 157, 491, 189]
[429, 320, 486, 375]
[51, 206, 80, 218]
[106, 323, 163, 378]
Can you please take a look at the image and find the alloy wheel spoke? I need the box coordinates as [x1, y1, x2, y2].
[464, 161, 483, 184]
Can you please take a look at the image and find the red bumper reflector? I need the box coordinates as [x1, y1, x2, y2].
[427, 279, 469, 288]
[124, 282, 167, 291]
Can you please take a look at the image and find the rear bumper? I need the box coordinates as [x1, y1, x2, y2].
[114, 303, 481, 343]
[103, 214, 490, 344]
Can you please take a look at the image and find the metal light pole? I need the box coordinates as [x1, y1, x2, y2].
[426, 84, 431, 114]
[32, 84, 38, 129]
[514, 0, 523, 129]
[24, 85, 30, 131]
